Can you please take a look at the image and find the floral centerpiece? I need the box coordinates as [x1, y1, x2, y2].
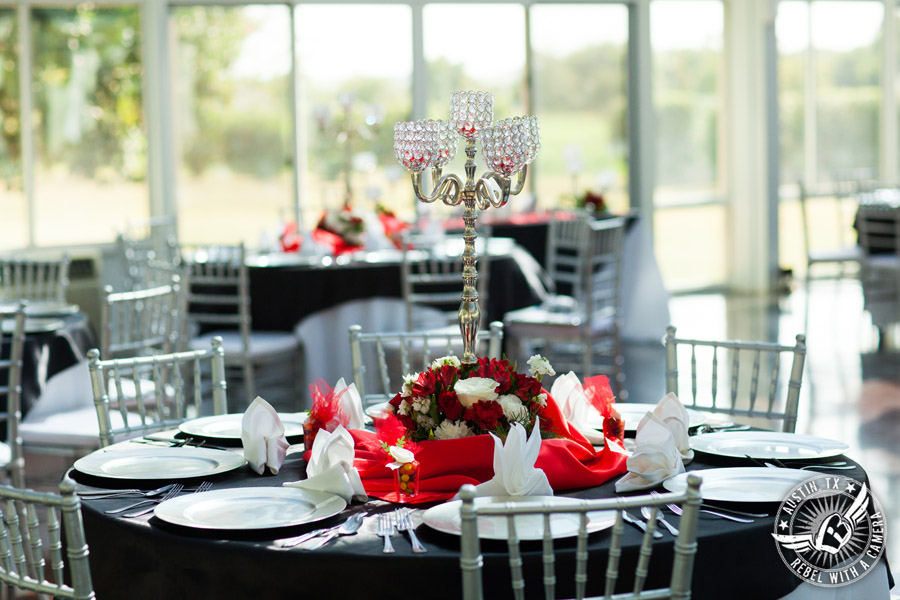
[383, 354, 557, 442]
[576, 189, 608, 214]
[313, 203, 366, 254]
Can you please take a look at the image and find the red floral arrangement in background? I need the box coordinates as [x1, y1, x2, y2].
[375, 204, 409, 250]
[313, 203, 366, 254]
[384, 354, 557, 442]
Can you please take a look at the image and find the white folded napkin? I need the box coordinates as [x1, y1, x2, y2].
[241, 397, 290, 475]
[285, 425, 367, 503]
[615, 412, 685, 493]
[333, 378, 367, 430]
[653, 393, 694, 464]
[550, 371, 605, 445]
[474, 420, 554, 497]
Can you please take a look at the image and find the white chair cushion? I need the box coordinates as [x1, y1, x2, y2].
[191, 330, 299, 359]
[20, 406, 147, 449]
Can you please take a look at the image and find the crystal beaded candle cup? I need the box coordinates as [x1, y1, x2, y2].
[394, 459, 420, 502]
[449, 90, 494, 139]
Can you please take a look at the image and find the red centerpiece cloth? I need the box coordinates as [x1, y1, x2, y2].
[349, 392, 627, 504]
[311, 228, 362, 256]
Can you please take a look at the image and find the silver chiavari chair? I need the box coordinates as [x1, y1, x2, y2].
[0, 254, 71, 303]
[101, 279, 181, 359]
[0, 304, 26, 489]
[0, 477, 94, 600]
[665, 325, 807, 433]
[348, 322, 503, 408]
[458, 474, 703, 600]
[88, 337, 228, 447]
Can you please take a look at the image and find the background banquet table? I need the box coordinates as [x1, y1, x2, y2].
[71, 437, 890, 600]
[0, 310, 96, 427]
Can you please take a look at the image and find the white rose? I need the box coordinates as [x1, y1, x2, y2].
[527, 355, 556, 377]
[389, 446, 415, 463]
[497, 394, 528, 420]
[454, 377, 499, 408]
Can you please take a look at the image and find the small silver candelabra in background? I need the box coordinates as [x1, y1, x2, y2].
[393, 91, 540, 363]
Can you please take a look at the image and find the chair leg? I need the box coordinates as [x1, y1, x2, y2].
[243, 360, 255, 406]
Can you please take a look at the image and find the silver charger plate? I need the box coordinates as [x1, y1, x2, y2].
[587, 403, 707, 432]
[153, 487, 346, 530]
[422, 495, 617, 541]
[690, 431, 848, 460]
[74, 447, 247, 480]
[663, 467, 815, 502]
[178, 412, 308, 440]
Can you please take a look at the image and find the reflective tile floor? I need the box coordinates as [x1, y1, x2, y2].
[623, 278, 899, 590]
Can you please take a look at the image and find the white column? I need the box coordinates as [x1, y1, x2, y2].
[629, 0, 655, 228]
[141, 0, 176, 220]
[724, 0, 777, 293]
[882, 0, 898, 183]
[17, 3, 35, 246]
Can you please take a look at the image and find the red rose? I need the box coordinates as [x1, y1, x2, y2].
[436, 365, 457, 391]
[388, 392, 403, 409]
[397, 413, 417, 432]
[437, 390, 464, 421]
[492, 368, 512, 393]
[413, 370, 436, 397]
[514, 373, 542, 401]
[464, 400, 504, 431]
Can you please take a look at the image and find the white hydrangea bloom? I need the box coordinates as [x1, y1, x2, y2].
[431, 355, 461, 369]
[454, 377, 499, 408]
[398, 400, 411, 416]
[401, 373, 418, 398]
[527, 355, 556, 377]
[415, 414, 436, 429]
[411, 396, 431, 414]
[497, 394, 529, 420]
[434, 419, 473, 440]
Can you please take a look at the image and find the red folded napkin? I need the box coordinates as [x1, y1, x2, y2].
[311, 228, 362, 256]
[350, 392, 628, 504]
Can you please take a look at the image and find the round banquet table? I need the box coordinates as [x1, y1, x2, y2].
[71, 436, 892, 600]
[0, 311, 96, 425]
[242, 238, 546, 332]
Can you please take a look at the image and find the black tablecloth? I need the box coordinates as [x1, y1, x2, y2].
[72, 446, 871, 600]
[246, 251, 543, 332]
[0, 312, 96, 425]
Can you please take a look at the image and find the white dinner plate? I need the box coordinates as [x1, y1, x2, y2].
[153, 487, 347, 530]
[690, 431, 848, 460]
[0, 301, 79, 318]
[663, 467, 816, 502]
[587, 403, 707, 433]
[364, 402, 390, 419]
[73, 447, 247, 480]
[178, 412, 308, 440]
[422, 495, 617, 541]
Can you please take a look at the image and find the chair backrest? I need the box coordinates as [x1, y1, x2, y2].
[585, 217, 626, 324]
[118, 226, 181, 292]
[182, 244, 251, 347]
[0, 477, 94, 599]
[665, 325, 807, 433]
[797, 179, 862, 258]
[545, 212, 592, 301]
[0, 254, 71, 303]
[88, 337, 228, 447]
[349, 322, 504, 407]
[0, 304, 26, 488]
[100, 279, 181, 359]
[401, 231, 490, 331]
[458, 474, 703, 600]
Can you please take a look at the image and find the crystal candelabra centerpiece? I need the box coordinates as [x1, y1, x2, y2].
[392, 91, 541, 363]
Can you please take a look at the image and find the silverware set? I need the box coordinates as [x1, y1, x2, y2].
[377, 508, 426, 554]
[100, 481, 212, 518]
[279, 512, 368, 549]
[649, 490, 766, 524]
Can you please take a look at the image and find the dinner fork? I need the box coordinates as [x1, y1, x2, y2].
[105, 484, 184, 514]
[395, 508, 426, 554]
[651, 490, 763, 522]
[377, 513, 396, 554]
[192, 481, 213, 494]
[122, 484, 185, 518]
[80, 483, 179, 499]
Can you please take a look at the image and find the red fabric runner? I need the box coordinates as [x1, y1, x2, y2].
[350, 393, 628, 504]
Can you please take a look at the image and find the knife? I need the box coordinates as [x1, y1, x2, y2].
[622, 511, 663, 539]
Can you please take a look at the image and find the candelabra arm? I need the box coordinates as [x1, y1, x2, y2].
[474, 174, 510, 209]
[410, 171, 463, 205]
[509, 166, 528, 196]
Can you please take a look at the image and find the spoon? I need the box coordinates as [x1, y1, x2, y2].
[641, 506, 679, 536]
[306, 513, 367, 550]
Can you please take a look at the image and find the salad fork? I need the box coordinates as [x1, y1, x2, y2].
[80, 483, 179, 499]
[377, 513, 396, 554]
[651, 490, 763, 521]
[105, 484, 184, 514]
[395, 508, 426, 553]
